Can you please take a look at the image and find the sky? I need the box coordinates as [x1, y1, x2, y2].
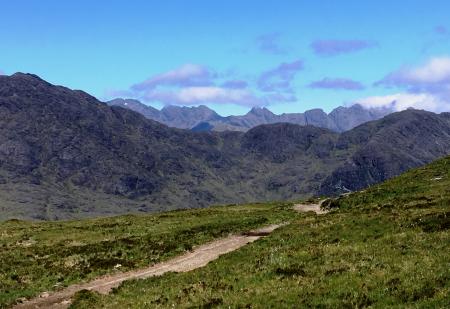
[1, 0, 450, 116]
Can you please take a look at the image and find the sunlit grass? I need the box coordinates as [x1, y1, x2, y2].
[70, 156, 450, 308]
[0, 202, 294, 308]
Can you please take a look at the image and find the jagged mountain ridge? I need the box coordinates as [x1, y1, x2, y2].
[107, 98, 393, 132]
[107, 99, 223, 130]
[1, 73, 450, 220]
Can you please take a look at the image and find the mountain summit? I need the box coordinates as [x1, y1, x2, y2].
[108, 98, 394, 132]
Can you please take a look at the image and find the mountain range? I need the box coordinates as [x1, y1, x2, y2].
[107, 98, 394, 132]
[1, 73, 450, 220]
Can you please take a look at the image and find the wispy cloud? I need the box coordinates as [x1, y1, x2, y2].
[263, 92, 297, 103]
[309, 78, 364, 90]
[256, 33, 287, 55]
[131, 64, 214, 91]
[311, 39, 376, 56]
[422, 26, 450, 54]
[355, 93, 449, 113]
[376, 56, 450, 96]
[434, 25, 449, 35]
[257, 60, 303, 92]
[114, 62, 302, 107]
[104, 88, 134, 99]
[356, 56, 450, 113]
[221, 80, 248, 89]
[141, 86, 264, 107]
[139, 87, 296, 107]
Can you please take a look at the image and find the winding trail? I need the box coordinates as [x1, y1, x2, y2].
[13, 224, 283, 309]
[13, 202, 326, 309]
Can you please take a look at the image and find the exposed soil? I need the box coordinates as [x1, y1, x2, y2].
[13, 224, 283, 309]
[13, 204, 326, 309]
[293, 201, 328, 215]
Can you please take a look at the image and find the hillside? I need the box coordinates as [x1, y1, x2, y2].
[70, 155, 450, 308]
[0, 202, 293, 308]
[108, 98, 392, 132]
[3, 154, 448, 308]
[1, 73, 450, 220]
[320, 110, 450, 195]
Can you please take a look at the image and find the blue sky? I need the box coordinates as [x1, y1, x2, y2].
[1, 1, 450, 115]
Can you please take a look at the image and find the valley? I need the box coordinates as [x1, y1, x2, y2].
[1, 73, 450, 220]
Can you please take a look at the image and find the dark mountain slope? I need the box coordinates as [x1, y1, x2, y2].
[0, 73, 223, 196]
[0, 74, 240, 219]
[320, 110, 450, 195]
[1, 73, 450, 220]
[241, 123, 337, 162]
[0, 74, 344, 219]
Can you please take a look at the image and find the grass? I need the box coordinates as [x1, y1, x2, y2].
[0, 202, 294, 308]
[69, 156, 450, 308]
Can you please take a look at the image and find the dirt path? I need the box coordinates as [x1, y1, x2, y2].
[293, 201, 328, 215]
[14, 203, 328, 309]
[13, 224, 283, 309]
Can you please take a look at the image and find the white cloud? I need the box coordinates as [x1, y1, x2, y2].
[367, 56, 450, 113]
[391, 57, 450, 84]
[132, 64, 214, 91]
[143, 86, 265, 107]
[111, 62, 301, 107]
[355, 92, 450, 113]
[378, 56, 450, 96]
[405, 57, 450, 83]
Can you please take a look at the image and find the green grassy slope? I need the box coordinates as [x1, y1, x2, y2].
[0, 202, 293, 308]
[71, 156, 450, 308]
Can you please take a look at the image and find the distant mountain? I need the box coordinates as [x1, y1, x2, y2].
[108, 98, 393, 132]
[107, 98, 161, 119]
[1, 73, 450, 220]
[108, 98, 221, 130]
